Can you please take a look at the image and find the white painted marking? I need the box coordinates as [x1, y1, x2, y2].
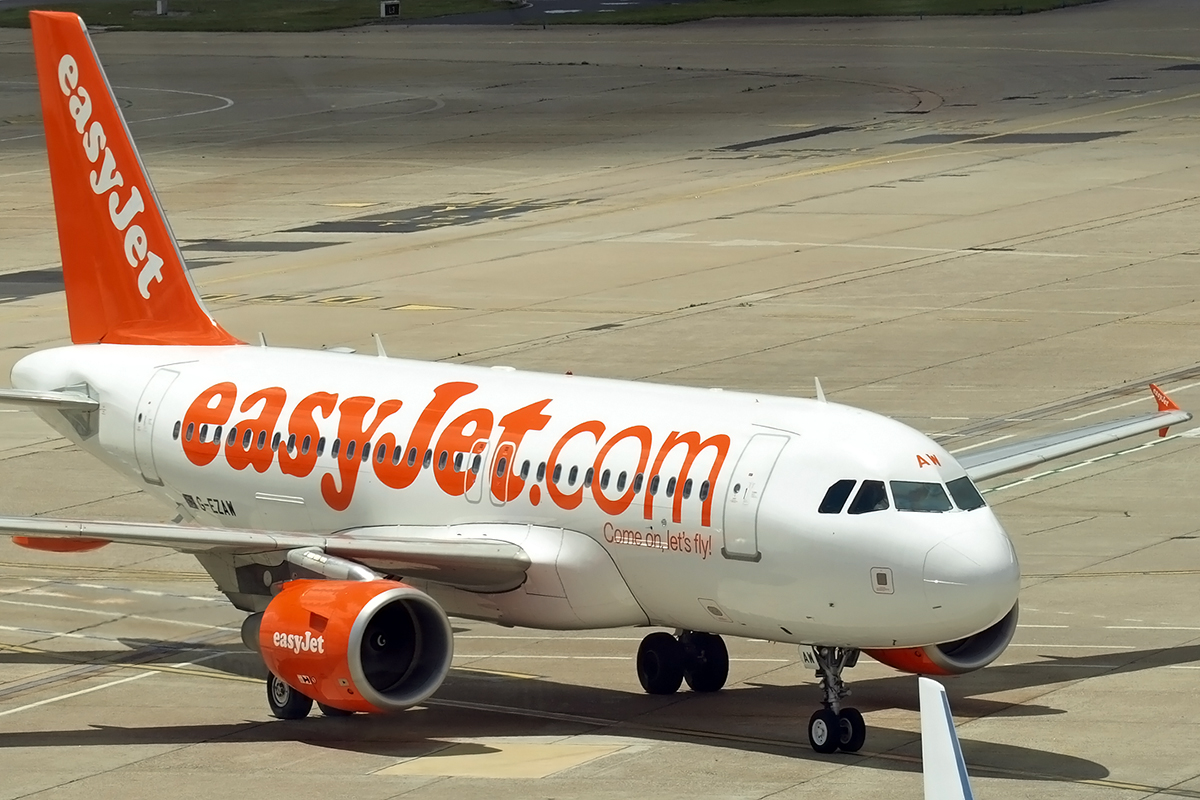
[931, 416, 970, 421]
[949, 434, 1014, 454]
[1017, 624, 1070, 628]
[0, 652, 225, 718]
[1063, 381, 1200, 422]
[1007, 644, 1134, 649]
[0, 598, 238, 631]
[1168, 665, 1200, 670]
[1106, 625, 1200, 631]
[0, 673, 155, 718]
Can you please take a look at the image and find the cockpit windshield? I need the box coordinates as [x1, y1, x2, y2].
[847, 480, 889, 514]
[890, 480, 952, 512]
[947, 476, 987, 510]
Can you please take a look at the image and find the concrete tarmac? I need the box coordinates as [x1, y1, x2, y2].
[1, 0, 1199, 797]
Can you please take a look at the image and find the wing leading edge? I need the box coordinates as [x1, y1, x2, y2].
[958, 384, 1191, 482]
[0, 516, 531, 592]
[919, 676, 975, 800]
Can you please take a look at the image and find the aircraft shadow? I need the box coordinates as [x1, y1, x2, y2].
[11, 638, 1198, 783]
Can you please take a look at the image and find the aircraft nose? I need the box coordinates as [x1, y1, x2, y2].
[923, 524, 1020, 626]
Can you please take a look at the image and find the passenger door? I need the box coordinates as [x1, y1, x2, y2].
[721, 433, 789, 561]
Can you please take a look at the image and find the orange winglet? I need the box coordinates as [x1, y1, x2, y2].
[30, 11, 242, 346]
[1150, 383, 1181, 437]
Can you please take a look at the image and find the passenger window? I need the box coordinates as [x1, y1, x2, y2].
[682, 478, 692, 499]
[496, 457, 507, 477]
[331, 438, 341, 458]
[520, 460, 530, 480]
[407, 447, 418, 467]
[634, 473, 644, 492]
[454, 453, 464, 472]
[302, 435, 311, 455]
[213, 425, 222, 444]
[362, 444, 371, 463]
[271, 432, 280, 451]
[257, 431, 267, 450]
[471, 454, 481, 474]
[617, 471, 627, 492]
[699, 480, 710, 501]
[200, 424, 209, 442]
[600, 469, 610, 490]
[818, 480, 857, 514]
[848, 480, 889, 514]
[392, 446, 402, 466]
[242, 429, 252, 449]
[568, 466, 578, 486]
[891, 481, 952, 513]
[376, 443, 386, 463]
[317, 436, 326, 457]
[584, 467, 594, 488]
[346, 440, 356, 460]
[423, 449, 433, 468]
[553, 464, 562, 483]
[173, 421, 181, 440]
[947, 476, 987, 510]
[649, 475, 660, 495]
[438, 450, 448, 470]
[666, 477, 676, 497]
[286, 433, 295, 453]
[537, 462, 546, 482]
[227, 426, 238, 446]
[185, 422, 194, 441]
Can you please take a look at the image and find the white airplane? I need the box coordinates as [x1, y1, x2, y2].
[920, 677, 975, 800]
[2, 10, 1191, 754]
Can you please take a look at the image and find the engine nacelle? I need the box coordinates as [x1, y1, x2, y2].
[863, 602, 1019, 675]
[250, 579, 453, 713]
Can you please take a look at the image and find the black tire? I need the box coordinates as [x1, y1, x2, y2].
[636, 632, 685, 694]
[837, 707, 867, 752]
[318, 702, 354, 717]
[266, 673, 313, 720]
[680, 632, 729, 693]
[808, 708, 840, 754]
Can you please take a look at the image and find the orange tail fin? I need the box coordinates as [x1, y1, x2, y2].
[31, 11, 241, 346]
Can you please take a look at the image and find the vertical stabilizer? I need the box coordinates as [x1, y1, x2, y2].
[919, 677, 976, 800]
[31, 11, 241, 346]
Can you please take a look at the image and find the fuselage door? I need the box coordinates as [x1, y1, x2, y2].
[721, 433, 789, 562]
[488, 441, 517, 507]
[133, 368, 179, 486]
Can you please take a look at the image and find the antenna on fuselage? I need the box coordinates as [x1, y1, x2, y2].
[815, 377, 827, 403]
[373, 332, 387, 358]
[257, 331, 268, 347]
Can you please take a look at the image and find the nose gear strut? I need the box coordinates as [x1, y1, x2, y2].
[807, 646, 866, 754]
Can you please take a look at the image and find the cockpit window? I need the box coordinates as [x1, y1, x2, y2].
[847, 480, 889, 514]
[947, 476, 987, 511]
[890, 481, 953, 512]
[818, 480, 857, 514]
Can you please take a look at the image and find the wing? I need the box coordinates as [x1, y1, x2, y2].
[957, 384, 1192, 482]
[919, 677, 975, 800]
[0, 516, 531, 593]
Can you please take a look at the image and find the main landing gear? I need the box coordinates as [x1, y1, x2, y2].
[636, 630, 729, 694]
[265, 672, 354, 720]
[806, 646, 866, 754]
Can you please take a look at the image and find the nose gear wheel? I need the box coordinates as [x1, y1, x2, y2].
[808, 646, 866, 753]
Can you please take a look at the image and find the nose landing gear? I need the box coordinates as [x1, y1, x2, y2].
[807, 646, 866, 754]
[636, 630, 730, 695]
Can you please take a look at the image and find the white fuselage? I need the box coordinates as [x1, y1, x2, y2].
[12, 344, 1020, 648]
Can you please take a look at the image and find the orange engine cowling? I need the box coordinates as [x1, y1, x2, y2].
[12, 536, 110, 553]
[864, 602, 1019, 676]
[250, 579, 453, 714]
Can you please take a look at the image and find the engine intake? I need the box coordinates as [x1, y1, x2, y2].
[248, 579, 453, 713]
[863, 602, 1019, 675]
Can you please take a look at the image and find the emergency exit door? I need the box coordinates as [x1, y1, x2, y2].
[721, 433, 789, 562]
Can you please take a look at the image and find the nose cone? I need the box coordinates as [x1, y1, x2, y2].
[924, 522, 1020, 631]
